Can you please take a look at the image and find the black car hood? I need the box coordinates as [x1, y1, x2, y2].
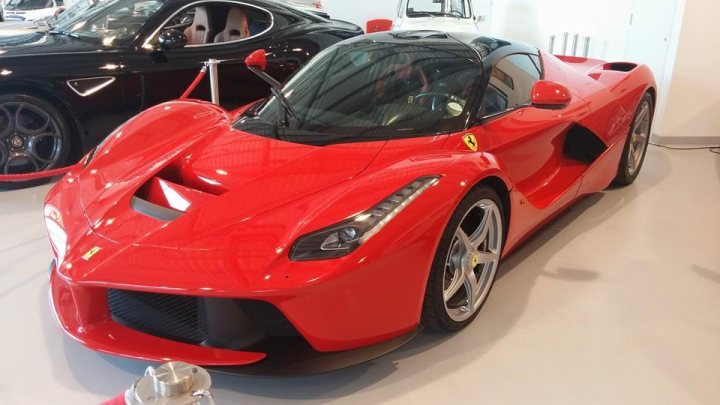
[0, 32, 104, 56]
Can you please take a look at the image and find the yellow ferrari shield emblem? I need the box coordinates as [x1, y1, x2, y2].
[463, 134, 478, 152]
[471, 254, 479, 268]
[82, 246, 102, 261]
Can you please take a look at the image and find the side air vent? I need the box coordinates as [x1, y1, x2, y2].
[603, 62, 637, 72]
[67, 77, 116, 97]
[563, 125, 608, 165]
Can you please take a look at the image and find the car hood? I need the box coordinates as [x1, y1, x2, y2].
[0, 31, 103, 54]
[0, 21, 44, 36]
[78, 101, 386, 248]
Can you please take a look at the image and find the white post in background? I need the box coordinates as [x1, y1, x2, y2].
[207, 59, 220, 105]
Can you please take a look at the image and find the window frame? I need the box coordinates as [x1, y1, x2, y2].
[406, 0, 473, 20]
[140, 0, 275, 50]
[477, 52, 544, 122]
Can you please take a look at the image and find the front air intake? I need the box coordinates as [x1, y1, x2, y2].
[107, 289, 300, 350]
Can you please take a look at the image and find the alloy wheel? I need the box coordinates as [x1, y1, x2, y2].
[442, 199, 503, 322]
[0, 102, 63, 174]
[626, 100, 651, 176]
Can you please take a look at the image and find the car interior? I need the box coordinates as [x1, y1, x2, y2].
[164, 4, 272, 45]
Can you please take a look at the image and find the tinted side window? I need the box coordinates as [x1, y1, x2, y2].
[480, 54, 542, 117]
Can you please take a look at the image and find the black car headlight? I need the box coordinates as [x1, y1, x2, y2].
[290, 176, 440, 261]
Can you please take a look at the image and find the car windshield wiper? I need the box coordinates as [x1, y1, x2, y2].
[407, 12, 435, 18]
[47, 30, 80, 39]
[270, 87, 299, 127]
[246, 62, 299, 127]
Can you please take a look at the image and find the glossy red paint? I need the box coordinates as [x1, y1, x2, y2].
[44, 47, 656, 365]
[245, 49, 268, 71]
[531, 80, 572, 109]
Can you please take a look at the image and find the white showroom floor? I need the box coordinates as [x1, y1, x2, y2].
[0, 146, 718, 404]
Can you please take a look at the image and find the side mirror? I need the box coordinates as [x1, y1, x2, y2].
[531, 80, 572, 110]
[245, 49, 267, 71]
[158, 29, 187, 51]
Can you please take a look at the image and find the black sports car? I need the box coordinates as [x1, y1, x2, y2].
[0, 0, 361, 175]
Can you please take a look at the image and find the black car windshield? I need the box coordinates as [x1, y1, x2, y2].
[52, 0, 166, 44]
[235, 39, 482, 145]
[5, 0, 53, 11]
[407, 0, 472, 18]
[50, 0, 100, 28]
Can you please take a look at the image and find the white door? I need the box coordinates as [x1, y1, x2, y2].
[624, 0, 680, 93]
[472, 0, 494, 33]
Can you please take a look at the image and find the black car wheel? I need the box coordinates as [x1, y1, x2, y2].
[421, 185, 505, 332]
[0, 93, 72, 188]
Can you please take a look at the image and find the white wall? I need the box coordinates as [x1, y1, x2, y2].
[654, 0, 720, 143]
[491, 0, 633, 61]
[323, 0, 397, 29]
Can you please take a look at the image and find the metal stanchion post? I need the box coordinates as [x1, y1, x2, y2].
[583, 36, 591, 57]
[561, 32, 569, 56]
[571, 34, 579, 56]
[549, 35, 556, 54]
[207, 59, 220, 105]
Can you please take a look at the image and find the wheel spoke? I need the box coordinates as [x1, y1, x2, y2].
[468, 205, 492, 246]
[476, 250, 499, 265]
[0, 106, 13, 138]
[15, 103, 52, 135]
[443, 264, 465, 302]
[463, 264, 480, 306]
[5, 152, 40, 174]
[634, 104, 648, 127]
[457, 229, 475, 254]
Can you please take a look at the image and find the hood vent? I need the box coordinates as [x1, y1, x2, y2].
[133, 164, 221, 220]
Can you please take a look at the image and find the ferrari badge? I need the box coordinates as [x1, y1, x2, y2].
[463, 134, 478, 152]
[82, 246, 102, 261]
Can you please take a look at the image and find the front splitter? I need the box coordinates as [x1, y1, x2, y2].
[208, 327, 420, 377]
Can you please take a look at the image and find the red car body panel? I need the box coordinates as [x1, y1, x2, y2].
[45, 42, 656, 366]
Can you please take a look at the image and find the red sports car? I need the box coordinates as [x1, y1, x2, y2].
[45, 32, 655, 374]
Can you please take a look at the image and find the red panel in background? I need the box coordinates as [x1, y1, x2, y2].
[366, 19, 392, 33]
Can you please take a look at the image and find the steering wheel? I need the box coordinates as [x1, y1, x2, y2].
[448, 10, 464, 18]
[412, 92, 454, 111]
[413, 92, 467, 117]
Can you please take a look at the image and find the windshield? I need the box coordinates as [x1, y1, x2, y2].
[51, 0, 100, 28]
[235, 39, 482, 145]
[406, 0, 471, 18]
[5, 0, 53, 11]
[53, 0, 166, 44]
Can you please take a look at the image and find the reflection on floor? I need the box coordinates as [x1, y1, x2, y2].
[0, 146, 718, 404]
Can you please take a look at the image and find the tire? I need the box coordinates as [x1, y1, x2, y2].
[421, 185, 505, 332]
[613, 92, 654, 187]
[0, 93, 72, 189]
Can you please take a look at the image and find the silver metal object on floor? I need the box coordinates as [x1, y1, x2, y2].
[125, 362, 214, 405]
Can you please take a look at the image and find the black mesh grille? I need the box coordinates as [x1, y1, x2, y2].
[107, 289, 208, 344]
[107, 289, 300, 348]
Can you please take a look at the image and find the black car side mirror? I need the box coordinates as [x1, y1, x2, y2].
[158, 29, 188, 51]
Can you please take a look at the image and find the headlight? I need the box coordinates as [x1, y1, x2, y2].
[44, 205, 67, 266]
[290, 176, 440, 261]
